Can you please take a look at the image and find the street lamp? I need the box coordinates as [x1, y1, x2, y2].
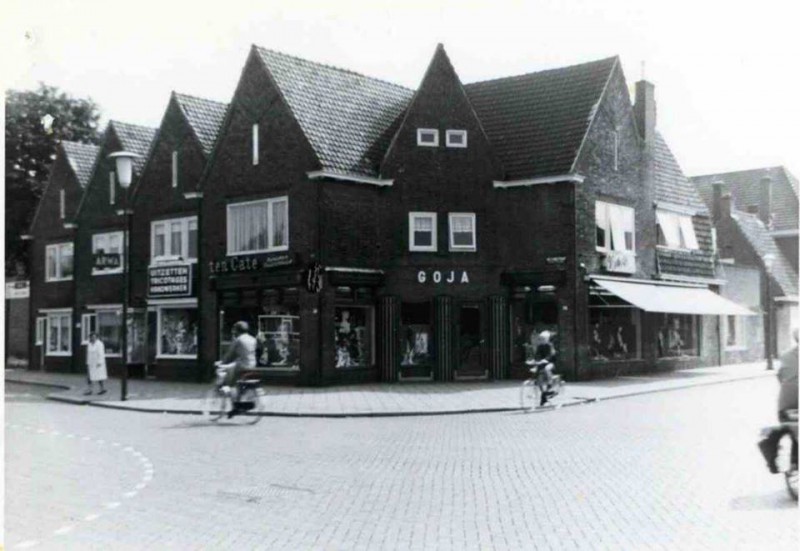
[109, 151, 140, 400]
[763, 253, 775, 371]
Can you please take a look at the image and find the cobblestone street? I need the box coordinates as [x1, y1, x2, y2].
[5, 377, 798, 550]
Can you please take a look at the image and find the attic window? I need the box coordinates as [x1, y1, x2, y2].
[252, 124, 259, 165]
[446, 130, 467, 148]
[417, 128, 439, 147]
[656, 211, 699, 250]
[59, 189, 65, 219]
[172, 151, 178, 188]
[109, 172, 116, 205]
[613, 130, 619, 171]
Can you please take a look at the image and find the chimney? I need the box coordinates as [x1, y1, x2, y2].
[634, 80, 656, 144]
[720, 192, 733, 220]
[759, 175, 773, 228]
[711, 180, 725, 223]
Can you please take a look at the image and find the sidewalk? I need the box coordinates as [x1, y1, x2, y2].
[6, 361, 777, 417]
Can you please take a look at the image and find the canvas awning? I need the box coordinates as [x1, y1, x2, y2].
[591, 277, 756, 316]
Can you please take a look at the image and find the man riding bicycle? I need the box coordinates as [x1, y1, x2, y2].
[533, 330, 557, 405]
[215, 321, 257, 395]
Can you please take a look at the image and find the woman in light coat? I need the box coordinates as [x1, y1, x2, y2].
[85, 332, 108, 395]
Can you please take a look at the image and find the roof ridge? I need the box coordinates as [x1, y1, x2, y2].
[253, 44, 414, 93]
[173, 91, 228, 107]
[690, 166, 785, 179]
[465, 55, 618, 87]
[109, 119, 157, 132]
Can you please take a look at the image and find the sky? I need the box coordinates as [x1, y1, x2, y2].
[2, 0, 799, 178]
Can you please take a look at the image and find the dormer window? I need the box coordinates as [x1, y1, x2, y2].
[417, 128, 439, 147]
[252, 124, 259, 165]
[446, 130, 467, 148]
[172, 151, 178, 188]
[656, 211, 699, 250]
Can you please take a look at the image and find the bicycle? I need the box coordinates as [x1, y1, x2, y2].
[202, 365, 266, 424]
[520, 358, 564, 411]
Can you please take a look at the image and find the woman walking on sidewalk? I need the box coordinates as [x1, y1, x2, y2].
[84, 332, 108, 395]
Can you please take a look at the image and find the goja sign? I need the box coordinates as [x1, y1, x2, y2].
[417, 270, 470, 284]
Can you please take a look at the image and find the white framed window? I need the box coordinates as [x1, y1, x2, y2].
[417, 128, 439, 147]
[226, 196, 289, 256]
[151, 216, 198, 264]
[724, 316, 747, 350]
[445, 130, 467, 148]
[409, 212, 437, 252]
[157, 306, 199, 359]
[46, 312, 72, 356]
[35, 316, 46, 345]
[81, 313, 97, 344]
[171, 151, 178, 188]
[59, 189, 66, 219]
[45, 242, 74, 282]
[95, 309, 123, 356]
[92, 231, 125, 275]
[109, 171, 116, 205]
[449, 213, 476, 252]
[252, 123, 259, 165]
[656, 211, 699, 250]
[595, 201, 635, 252]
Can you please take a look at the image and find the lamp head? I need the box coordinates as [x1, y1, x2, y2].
[108, 151, 140, 188]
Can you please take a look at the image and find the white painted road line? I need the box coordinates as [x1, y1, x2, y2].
[53, 526, 74, 536]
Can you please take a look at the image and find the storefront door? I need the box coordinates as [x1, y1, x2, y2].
[458, 304, 485, 377]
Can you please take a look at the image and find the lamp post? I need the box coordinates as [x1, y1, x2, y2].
[109, 151, 140, 400]
[763, 253, 775, 371]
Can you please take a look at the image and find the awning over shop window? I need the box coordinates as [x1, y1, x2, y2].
[591, 277, 756, 316]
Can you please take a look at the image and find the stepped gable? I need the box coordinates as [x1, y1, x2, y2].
[464, 57, 617, 180]
[692, 166, 799, 232]
[732, 209, 798, 296]
[173, 93, 228, 156]
[110, 120, 158, 173]
[255, 46, 414, 177]
[61, 141, 100, 188]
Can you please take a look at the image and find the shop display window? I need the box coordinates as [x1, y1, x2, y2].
[657, 313, 699, 358]
[158, 308, 198, 358]
[401, 302, 432, 367]
[588, 308, 641, 361]
[220, 302, 300, 369]
[334, 307, 372, 368]
[127, 312, 146, 364]
[46, 312, 71, 355]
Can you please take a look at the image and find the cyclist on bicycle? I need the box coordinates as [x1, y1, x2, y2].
[534, 330, 557, 405]
[215, 321, 257, 395]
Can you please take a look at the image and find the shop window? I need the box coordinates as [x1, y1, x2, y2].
[446, 129, 467, 148]
[511, 295, 559, 364]
[151, 217, 198, 264]
[595, 201, 634, 252]
[401, 302, 432, 367]
[656, 211, 699, 250]
[334, 307, 373, 368]
[725, 315, 747, 350]
[226, 196, 289, 255]
[45, 242, 74, 282]
[449, 213, 476, 251]
[409, 212, 437, 252]
[158, 307, 198, 358]
[46, 312, 71, 356]
[92, 231, 124, 275]
[257, 313, 300, 368]
[417, 128, 439, 147]
[657, 314, 699, 358]
[588, 308, 641, 361]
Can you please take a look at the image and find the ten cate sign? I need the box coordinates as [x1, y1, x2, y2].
[208, 253, 294, 275]
[148, 264, 192, 297]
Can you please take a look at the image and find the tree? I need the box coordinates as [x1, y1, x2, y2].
[5, 84, 101, 276]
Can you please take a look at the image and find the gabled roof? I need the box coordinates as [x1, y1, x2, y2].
[464, 57, 618, 180]
[109, 120, 158, 173]
[692, 166, 799, 232]
[173, 93, 228, 156]
[732, 209, 798, 296]
[61, 141, 100, 188]
[654, 132, 708, 214]
[255, 46, 414, 178]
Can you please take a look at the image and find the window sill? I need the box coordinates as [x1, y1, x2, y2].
[92, 270, 124, 276]
[409, 247, 437, 253]
[449, 247, 477, 253]
[226, 247, 289, 257]
[156, 354, 198, 360]
[46, 351, 72, 357]
[46, 278, 73, 283]
[149, 259, 198, 267]
[656, 245, 701, 253]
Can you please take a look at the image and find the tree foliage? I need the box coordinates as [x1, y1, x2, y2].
[5, 84, 101, 276]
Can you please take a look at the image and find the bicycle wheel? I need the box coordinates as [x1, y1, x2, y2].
[234, 385, 265, 425]
[202, 388, 230, 422]
[520, 379, 540, 411]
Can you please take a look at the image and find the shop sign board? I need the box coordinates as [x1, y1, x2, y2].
[416, 269, 470, 284]
[5, 280, 30, 299]
[94, 253, 121, 270]
[603, 251, 636, 274]
[148, 264, 192, 297]
[208, 253, 293, 275]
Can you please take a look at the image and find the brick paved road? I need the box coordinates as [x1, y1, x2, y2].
[5, 378, 797, 550]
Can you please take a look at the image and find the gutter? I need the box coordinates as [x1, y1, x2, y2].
[307, 171, 394, 187]
[493, 173, 585, 189]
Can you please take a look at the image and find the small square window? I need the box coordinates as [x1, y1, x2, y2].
[446, 130, 467, 148]
[409, 212, 437, 252]
[417, 129, 439, 147]
[449, 213, 476, 251]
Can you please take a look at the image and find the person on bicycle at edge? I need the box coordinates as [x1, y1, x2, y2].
[534, 330, 557, 405]
[215, 321, 257, 396]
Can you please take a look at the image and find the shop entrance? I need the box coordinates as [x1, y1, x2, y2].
[457, 304, 485, 378]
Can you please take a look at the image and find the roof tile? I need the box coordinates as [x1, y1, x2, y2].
[173, 93, 228, 156]
[731, 210, 798, 296]
[110, 120, 158, 173]
[61, 141, 100, 188]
